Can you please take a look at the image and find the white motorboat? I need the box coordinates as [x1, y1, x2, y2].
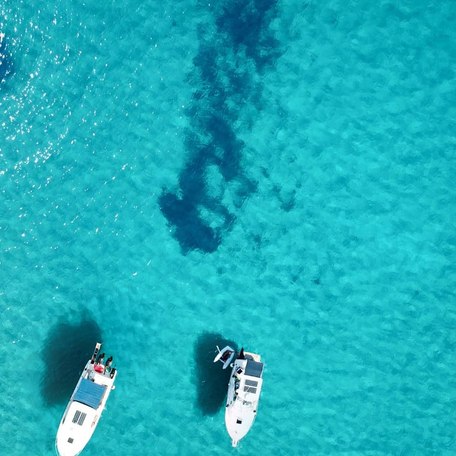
[213, 345, 236, 369]
[223, 347, 264, 447]
[55, 343, 117, 456]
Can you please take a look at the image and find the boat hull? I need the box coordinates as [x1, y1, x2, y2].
[55, 344, 117, 456]
[224, 352, 263, 447]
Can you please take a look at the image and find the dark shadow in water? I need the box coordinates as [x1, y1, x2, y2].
[159, 1, 281, 254]
[159, 191, 221, 254]
[194, 332, 238, 416]
[0, 34, 14, 82]
[40, 316, 102, 406]
[216, 0, 280, 71]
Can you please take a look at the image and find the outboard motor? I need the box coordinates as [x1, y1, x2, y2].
[96, 352, 105, 364]
[106, 356, 113, 368]
[110, 367, 116, 379]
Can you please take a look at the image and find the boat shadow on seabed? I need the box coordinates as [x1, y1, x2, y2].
[194, 332, 238, 415]
[40, 316, 102, 406]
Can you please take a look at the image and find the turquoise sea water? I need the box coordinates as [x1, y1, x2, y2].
[1, 0, 456, 454]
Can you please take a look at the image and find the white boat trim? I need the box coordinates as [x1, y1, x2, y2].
[55, 343, 117, 456]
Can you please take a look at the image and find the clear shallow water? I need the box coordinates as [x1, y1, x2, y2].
[1, 0, 455, 455]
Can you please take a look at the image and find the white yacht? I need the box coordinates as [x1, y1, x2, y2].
[55, 343, 117, 456]
[223, 348, 264, 447]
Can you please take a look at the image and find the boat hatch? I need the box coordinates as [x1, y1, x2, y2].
[244, 379, 258, 394]
[74, 378, 106, 409]
[72, 410, 87, 425]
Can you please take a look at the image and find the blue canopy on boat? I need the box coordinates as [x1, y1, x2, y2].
[74, 378, 106, 409]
